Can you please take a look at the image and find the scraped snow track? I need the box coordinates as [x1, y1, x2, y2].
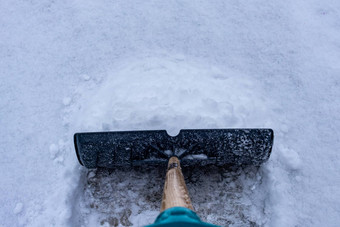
[79, 166, 268, 226]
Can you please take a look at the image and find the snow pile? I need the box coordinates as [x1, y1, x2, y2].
[70, 55, 273, 133]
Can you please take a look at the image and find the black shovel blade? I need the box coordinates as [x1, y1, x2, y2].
[74, 129, 273, 169]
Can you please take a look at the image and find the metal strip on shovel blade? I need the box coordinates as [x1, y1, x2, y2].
[74, 129, 273, 169]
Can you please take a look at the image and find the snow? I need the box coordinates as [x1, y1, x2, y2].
[1, 0, 340, 226]
[183, 154, 208, 160]
[13, 203, 24, 215]
[164, 150, 173, 157]
[63, 97, 72, 106]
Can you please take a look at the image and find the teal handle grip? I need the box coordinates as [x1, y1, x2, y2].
[145, 207, 220, 227]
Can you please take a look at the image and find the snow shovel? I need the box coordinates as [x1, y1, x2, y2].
[74, 129, 273, 168]
[74, 128, 273, 226]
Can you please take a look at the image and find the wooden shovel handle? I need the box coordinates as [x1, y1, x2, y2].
[160, 156, 194, 212]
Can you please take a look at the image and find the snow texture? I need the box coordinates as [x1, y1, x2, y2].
[1, 0, 340, 226]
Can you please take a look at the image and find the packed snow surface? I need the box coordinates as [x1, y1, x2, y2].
[1, 0, 340, 226]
